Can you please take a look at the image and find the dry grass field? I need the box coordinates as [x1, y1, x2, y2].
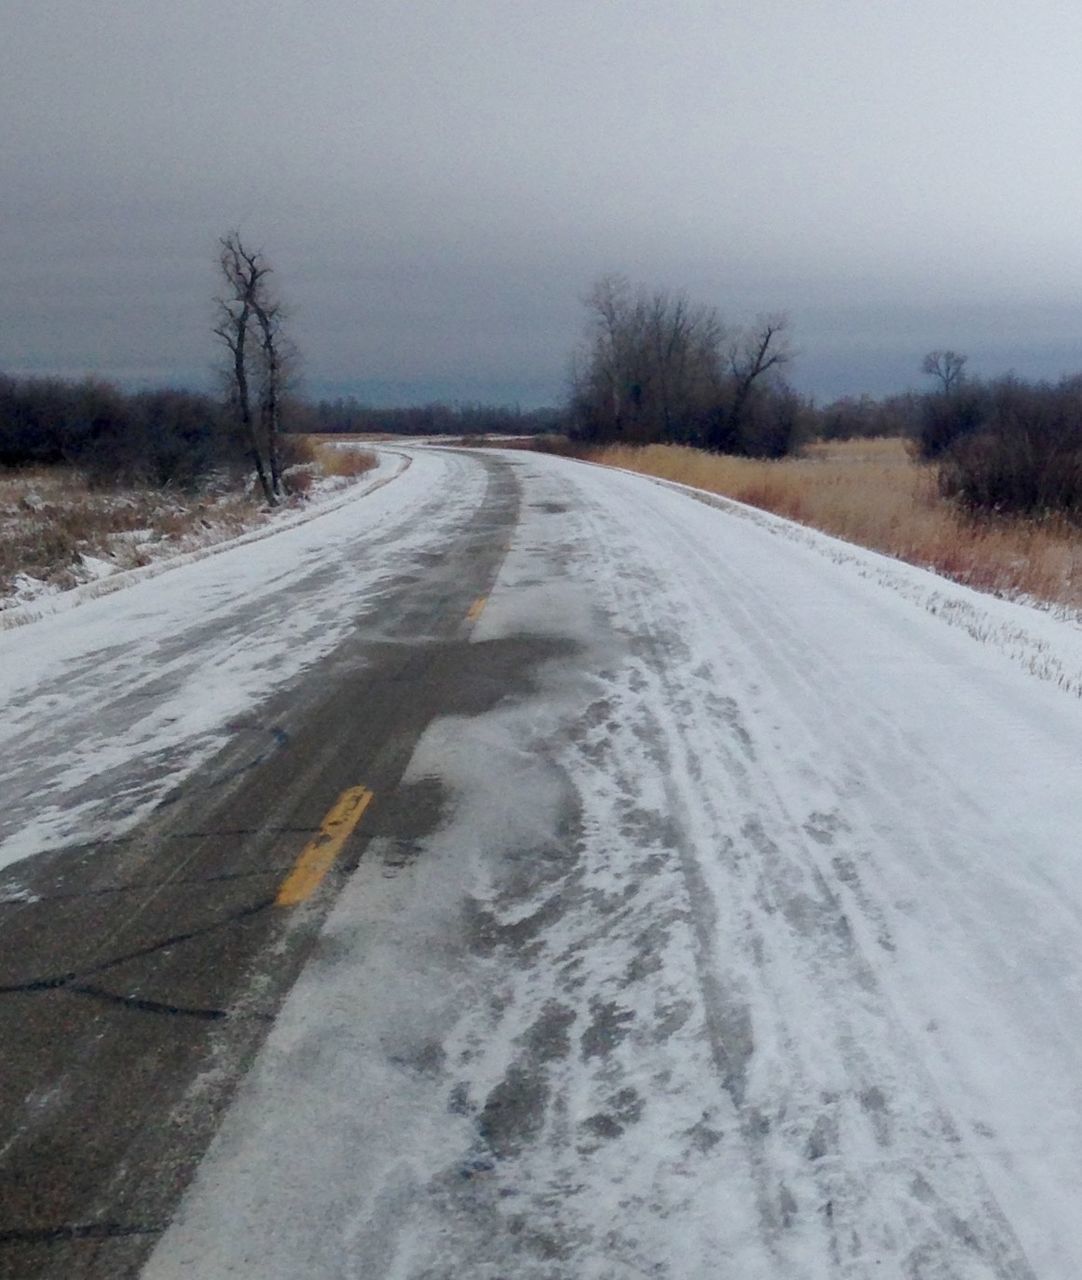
[592, 438, 1082, 611]
[0, 468, 258, 603]
[311, 441, 380, 477]
[0, 442, 378, 608]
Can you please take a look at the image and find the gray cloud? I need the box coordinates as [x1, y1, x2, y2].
[4, 0, 1082, 406]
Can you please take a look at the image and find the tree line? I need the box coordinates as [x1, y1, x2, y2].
[6, 239, 1082, 519]
[0, 372, 559, 485]
[0, 232, 294, 498]
[0, 229, 560, 496]
[567, 274, 800, 458]
[0, 375, 245, 487]
[296, 398, 560, 437]
[564, 269, 1082, 518]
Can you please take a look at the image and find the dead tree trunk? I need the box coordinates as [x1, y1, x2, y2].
[215, 231, 292, 506]
[252, 301, 283, 497]
[214, 294, 275, 505]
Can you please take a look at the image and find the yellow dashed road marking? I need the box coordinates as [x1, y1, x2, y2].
[276, 786, 374, 906]
[466, 596, 487, 624]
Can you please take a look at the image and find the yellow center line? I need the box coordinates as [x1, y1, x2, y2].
[466, 595, 487, 624]
[276, 785, 374, 906]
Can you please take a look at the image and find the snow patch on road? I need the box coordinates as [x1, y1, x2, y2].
[0, 448, 477, 876]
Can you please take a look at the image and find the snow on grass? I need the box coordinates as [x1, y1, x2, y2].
[0, 446, 384, 624]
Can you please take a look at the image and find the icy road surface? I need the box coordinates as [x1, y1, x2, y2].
[5, 446, 1082, 1277]
[136, 448, 1082, 1279]
[0, 448, 482, 872]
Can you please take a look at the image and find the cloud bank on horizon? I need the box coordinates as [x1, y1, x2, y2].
[3, 0, 1081, 406]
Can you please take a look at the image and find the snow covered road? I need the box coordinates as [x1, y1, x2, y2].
[0, 447, 484, 873]
[5, 445, 1082, 1277]
[140, 450, 1082, 1279]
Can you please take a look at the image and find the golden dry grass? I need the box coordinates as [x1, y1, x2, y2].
[591, 439, 1082, 610]
[312, 442, 379, 478]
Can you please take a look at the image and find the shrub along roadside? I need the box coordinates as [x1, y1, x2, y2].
[910, 373, 1082, 523]
[0, 376, 246, 488]
[932, 377, 1082, 516]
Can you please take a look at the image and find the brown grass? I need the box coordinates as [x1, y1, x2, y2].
[0, 466, 258, 602]
[589, 439, 1082, 610]
[313, 442, 379, 478]
[2, 444, 382, 610]
[279, 434, 321, 468]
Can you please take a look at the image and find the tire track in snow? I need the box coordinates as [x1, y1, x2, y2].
[561, 464, 1040, 1279]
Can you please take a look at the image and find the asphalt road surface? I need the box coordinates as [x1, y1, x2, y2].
[3, 446, 1082, 1278]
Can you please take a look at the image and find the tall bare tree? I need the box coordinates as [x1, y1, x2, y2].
[253, 291, 291, 497]
[922, 349, 967, 394]
[570, 278, 798, 455]
[580, 273, 634, 438]
[571, 275, 724, 444]
[214, 232, 292, 504]
[729, 316, 791, 419]
[706, 315, 792, 453]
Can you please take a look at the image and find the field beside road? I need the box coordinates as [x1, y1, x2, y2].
[0, 441, 377, 617]
[592, 437, 1082, 611]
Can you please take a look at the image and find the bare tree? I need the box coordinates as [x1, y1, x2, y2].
[252, 293, 294, 497]
[921, 349, 967, 394]
[582, 273, 635, 438]
[570, 279, 797, 455]
[571, 275, 724, 443]
[706, 315, 792, 452]
[644, 289, 726, 442]
[730, 315, 791, 409]
[214, 231, 292, 504]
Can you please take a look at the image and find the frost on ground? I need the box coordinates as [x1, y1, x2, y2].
[146, 452, 1082, 1278]
[0, 449, 382, 620]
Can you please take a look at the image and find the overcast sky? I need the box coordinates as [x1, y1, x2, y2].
[4, 0, 1082, 407]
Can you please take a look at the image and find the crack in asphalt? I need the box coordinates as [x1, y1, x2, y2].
[66, 983, 274, 1022]
[0, 898, 274, 995]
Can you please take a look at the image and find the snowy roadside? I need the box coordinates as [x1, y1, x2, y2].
[1, 448, 407, 629]
[610, 463, 1082, 699]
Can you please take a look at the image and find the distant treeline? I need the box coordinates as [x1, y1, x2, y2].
[7, 355, 1082, 517]
[295, 398, 562, 437]
[808, 392, 920, 441]
[562, 274, 949, 452]
[0, 373, 562, 489]
[0, 375, 246, 488]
